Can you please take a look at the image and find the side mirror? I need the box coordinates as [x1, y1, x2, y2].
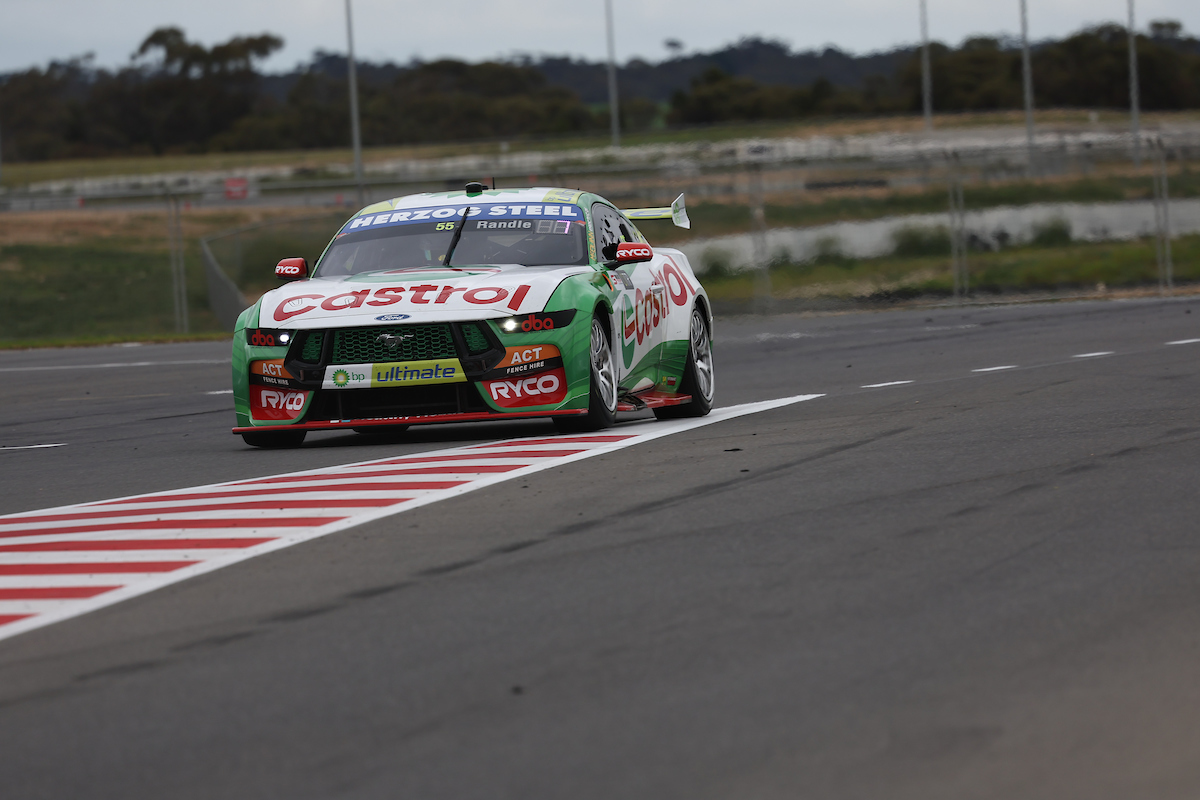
[276, 257, 308, 281]
[613, 243, 653, 266]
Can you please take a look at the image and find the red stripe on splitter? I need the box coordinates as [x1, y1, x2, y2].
[0, 517, 341, 540]
[0, 538, 275, 552]
[5, 498, 403, 524]
[94, 482, 466, 505]
[0, 562, 196, 575]
[470, 436, 633, 448]
[379, 450, 583, 465]
[234, 464, 524, 485]
[0, 587, 120, 600]
[0, 615, 34, 626]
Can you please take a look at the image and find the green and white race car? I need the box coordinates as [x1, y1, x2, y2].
[231, 184, 714, 447]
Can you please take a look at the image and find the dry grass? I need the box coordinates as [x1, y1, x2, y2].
[7, 110, 1198, 189]
[0, 206, 333, 248]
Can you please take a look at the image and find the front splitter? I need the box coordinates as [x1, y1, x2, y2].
[233, 408, 587, 434]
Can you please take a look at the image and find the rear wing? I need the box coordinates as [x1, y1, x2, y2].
[623, 193, 691, 230]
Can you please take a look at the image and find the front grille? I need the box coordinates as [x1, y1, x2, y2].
[460, 322, 491, 354]
[331, 324, 456, 364]
[298, 331, 324, 362]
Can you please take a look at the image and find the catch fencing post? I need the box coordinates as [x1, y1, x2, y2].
[1152, 139, 1174, 294]
[749, 163, 771, 314]
[1127, 0, 1142, 166]
[165, 192, 189, 333]
[604, 0, 621, 148]
[919, 0, 933, 132]
[1019, 0, 1036, 174]
[947, 152, 967, 302]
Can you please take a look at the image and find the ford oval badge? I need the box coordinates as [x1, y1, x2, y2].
[375, 314, 411, 321]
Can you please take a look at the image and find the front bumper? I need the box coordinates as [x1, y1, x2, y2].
[233, 314, 589, 432]
[232, 407, 586, 434]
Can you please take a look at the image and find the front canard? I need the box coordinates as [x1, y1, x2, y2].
[323, 359, 467, 389]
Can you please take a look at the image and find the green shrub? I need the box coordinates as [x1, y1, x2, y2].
[1031, 218, 1072, 247]
[892, 225, 951, 257]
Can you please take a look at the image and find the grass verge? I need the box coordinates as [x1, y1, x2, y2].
[700, 234, 1200, 305]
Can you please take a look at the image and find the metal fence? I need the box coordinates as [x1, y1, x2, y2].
[5, 125, 1197, 333]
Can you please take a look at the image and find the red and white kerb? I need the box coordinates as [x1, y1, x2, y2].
[0, 396, 819, 642]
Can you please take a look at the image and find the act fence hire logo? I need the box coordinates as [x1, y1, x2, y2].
[323, 359, 466, 389]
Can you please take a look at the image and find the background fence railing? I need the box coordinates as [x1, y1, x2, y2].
[2, 129, 1196, 340]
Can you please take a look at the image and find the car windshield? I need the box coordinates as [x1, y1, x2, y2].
[316, 216, 590, 277]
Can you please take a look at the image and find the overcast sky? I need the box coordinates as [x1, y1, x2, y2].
[3, 0, 1198, 74]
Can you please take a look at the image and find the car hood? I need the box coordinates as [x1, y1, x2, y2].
[258, 264, 592, 329]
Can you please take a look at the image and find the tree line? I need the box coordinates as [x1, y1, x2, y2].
[669, 23, 1200, 123]
[1, 23, 1197, 162]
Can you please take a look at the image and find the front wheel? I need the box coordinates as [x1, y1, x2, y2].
[554, 314, 618, 433]
[655, 306, 714, 420]
[241, 429, 307, 448]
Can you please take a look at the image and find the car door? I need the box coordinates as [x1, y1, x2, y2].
[591, 202, 665, 393]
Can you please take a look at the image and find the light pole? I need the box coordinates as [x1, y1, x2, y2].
[1019, 0, 1035, 170]
[604, 0, 621, 148]
[345, 0, 365, 205]
[919, 0, 933, 132]
[1127, 0, 1142, 165]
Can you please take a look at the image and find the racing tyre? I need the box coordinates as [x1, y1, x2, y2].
[554, 314, 618, 433]
[241, 430, 307, 449]
[654, 306, 714, 420]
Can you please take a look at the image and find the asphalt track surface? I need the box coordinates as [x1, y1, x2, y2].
[2, 297, 1200, 799]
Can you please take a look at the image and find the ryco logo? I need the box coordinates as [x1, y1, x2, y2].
[489, 374, 561, 400]
[276, 264, 303, 276]
[259, 390, 305, 411]
[250, 387, 310, 421]
[484, 367, 568, 408]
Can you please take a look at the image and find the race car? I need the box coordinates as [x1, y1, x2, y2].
[231, 184, 715, 447]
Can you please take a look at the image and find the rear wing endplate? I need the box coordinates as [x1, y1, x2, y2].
[623, 193, 690, 230]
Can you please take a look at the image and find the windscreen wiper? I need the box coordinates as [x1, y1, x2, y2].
[443, 206, 472, 266]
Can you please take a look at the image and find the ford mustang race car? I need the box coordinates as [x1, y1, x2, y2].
[231, 184, 715, 447]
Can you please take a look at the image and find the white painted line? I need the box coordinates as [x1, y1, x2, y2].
[861, 381, 914, 389]
[206, 390, 233, 395]
[0, 444, 67, 452]
[0, 359, 230, 373]
[1166, 339, 1200, 346]
[1073, 352, 1114, 358]
[0, 395, 822, 643]
[971, 365, 1017, 373]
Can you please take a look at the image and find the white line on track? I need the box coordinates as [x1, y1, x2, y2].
[1166, 339, 1200, 346]
[861, 381, 914, 389]
[0, 359, 230, 373]
[0, 395, 822, 643]
[206, 390, 233, 395]
[971, 365, 1018, 373]
[0, 444, 67, 451]
[1073, 352, 1114, 358]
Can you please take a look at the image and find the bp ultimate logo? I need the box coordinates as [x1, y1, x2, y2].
[323, 359, 466, 389]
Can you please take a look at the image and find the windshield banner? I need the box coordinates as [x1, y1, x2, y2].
[344, 203, 582, 234]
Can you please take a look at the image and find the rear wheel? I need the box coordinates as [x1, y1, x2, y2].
[240, 429, 307, 448]
[554, 314, 618, 433]
[654, 306, 714, 420]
